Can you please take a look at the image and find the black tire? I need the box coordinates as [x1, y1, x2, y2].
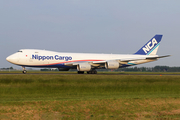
[92, 70, 97, 74]
[22, 70, 27, 74]
[78, 71, 84, 74]
[87, 70, 97, 74]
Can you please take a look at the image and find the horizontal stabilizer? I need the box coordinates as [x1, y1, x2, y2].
[146, 55, 171, 59]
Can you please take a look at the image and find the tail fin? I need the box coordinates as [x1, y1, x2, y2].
[134, 35, 163, 55]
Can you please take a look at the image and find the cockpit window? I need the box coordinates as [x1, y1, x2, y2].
[17, 51, 23, 52]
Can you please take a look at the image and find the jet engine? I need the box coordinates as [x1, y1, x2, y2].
[105, 61, 120, 69]
[77, 63, 91, 71]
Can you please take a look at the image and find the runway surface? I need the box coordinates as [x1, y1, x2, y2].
[0, 73, 180, 75]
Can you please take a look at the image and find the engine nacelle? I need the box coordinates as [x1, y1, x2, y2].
[77, 63, 91, 71]
[105, 61, 120, 69]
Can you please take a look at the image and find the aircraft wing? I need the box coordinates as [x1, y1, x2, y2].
[64, 61, 106, 66]
[64, 55, 170, 67]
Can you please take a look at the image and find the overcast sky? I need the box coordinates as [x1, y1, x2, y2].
[0, 0, 179, 69]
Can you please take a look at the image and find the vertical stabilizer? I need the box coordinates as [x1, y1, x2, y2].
[134, 35, 162, 55]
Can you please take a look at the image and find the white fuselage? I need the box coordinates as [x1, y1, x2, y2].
[6, 49, 157, 68]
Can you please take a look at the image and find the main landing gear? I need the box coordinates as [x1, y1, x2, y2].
[77, 70, 97, 74]
[77, 71, 84, 74]
[22, 66, 27, 74]
[87, 70, 97, 74]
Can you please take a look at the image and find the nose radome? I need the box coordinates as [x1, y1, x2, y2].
[6, 54, 19, 64]
[6, 56, 11, 62]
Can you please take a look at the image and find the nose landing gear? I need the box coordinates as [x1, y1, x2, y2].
[22, 66, 27, 74]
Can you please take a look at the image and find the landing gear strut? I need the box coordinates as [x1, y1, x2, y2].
[22, 66, 27, 74]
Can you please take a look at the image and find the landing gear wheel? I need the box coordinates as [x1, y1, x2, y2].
[22, 66, 27, 74]
[78, 71, 84, 74]
[22, 70, 27, 74]
[87, 70, 97, 74]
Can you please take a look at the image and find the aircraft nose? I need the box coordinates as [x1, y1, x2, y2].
[6, 54, 19, 64]
[6, 56, 11, 62]
[6, 55, 15, 63]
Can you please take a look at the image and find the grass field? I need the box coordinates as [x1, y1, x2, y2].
[0, 72, 180, 119]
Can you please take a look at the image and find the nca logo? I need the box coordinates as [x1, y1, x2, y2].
[142, 38, 158, 54]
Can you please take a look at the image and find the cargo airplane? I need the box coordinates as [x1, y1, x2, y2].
[6, 35, 170, 74]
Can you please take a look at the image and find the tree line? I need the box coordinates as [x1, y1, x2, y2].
[117, 66, 180, 72]
[2, 66, 180, 72]
[41, 66, 180, 72]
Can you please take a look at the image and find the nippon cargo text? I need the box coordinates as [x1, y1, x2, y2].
[32, 55, 72, 61]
